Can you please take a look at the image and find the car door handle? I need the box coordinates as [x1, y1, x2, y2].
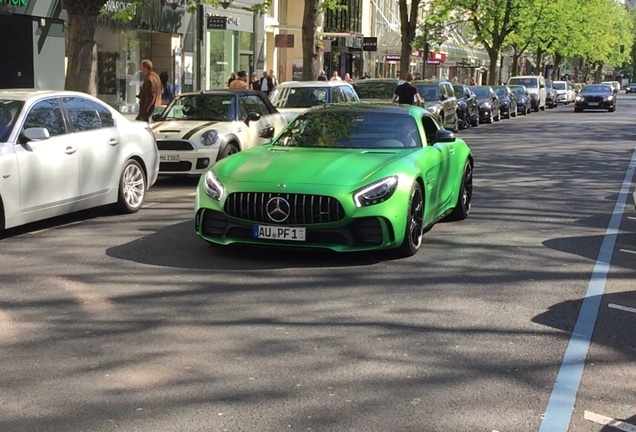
[109, 138, 119, 146]
[65, 146, 76, 155]
[449, 147, 456, 154]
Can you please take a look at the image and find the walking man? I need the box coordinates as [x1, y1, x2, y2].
[136, 59, 162, 122]
[259, 71, 275, 95]
[391, 73, 422, 105]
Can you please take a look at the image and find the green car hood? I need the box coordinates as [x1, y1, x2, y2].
[219, 145, 411, 187]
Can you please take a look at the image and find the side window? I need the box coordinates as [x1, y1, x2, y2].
[62, 97, 102, 132]
[332, 87, 346, 103]
[93, 102, 115, 127]
[240, 95, 269, 118]
[342, 86, 358, 102]
[23, 99, 67, 137]
[421, 115, 440, 145]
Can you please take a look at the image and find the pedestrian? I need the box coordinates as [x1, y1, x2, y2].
[344, 73, 354, 84]
[269, 69, 278, 88]
[227, 72, 236, 87]
[317, 70, 328, 81]
[259, 71, 275, 95]
[229, 70, 249, 89]
[468, 77, 476, 86]
[391, 72, 422, 105]
[250, 72, 259, 90]
[160, 71, 174, 105]
[135, 59, 162, 122]
[331, 71, 342, 81]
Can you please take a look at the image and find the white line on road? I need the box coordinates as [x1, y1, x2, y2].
[608, 303, 636, 315]
[584, 411, 636, 432]
[538, 147, 636, 432]
[628, 216, 636, 220]
[619, 248, 636, 255]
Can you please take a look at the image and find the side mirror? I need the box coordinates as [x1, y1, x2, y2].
[440, 94, 447, 101]
[259, 126, 275, 139]
[435, 129, 456, 143]
[465, 94, 470, 99]
[246, 112, 261, 124]
[151, 113, 162, 122]
[21, 127, 50, 142]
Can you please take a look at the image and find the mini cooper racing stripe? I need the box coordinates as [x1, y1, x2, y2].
[182, 121, 219, 139]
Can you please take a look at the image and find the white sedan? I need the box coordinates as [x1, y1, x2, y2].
[0, 90, 159, 230]
[151, 90, 287, 176]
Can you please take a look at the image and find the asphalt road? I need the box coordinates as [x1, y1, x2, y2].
[1, 97, 635, 432]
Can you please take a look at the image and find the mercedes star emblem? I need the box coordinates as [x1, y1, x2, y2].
[266, 196, 291, 223]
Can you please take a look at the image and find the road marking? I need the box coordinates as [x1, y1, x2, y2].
[628, 216, 636, 220]
[27, 220, 84, 234]
[608, 303, 636, 314]
[538, 146, 636, 432]
[619, 248, 636, 255]
[584, 411, 636, 432]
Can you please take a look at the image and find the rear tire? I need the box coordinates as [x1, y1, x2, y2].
[115, 159, 146, 214]
[395, 182, 424, 258]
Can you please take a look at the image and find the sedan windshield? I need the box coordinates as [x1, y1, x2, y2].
[583, 85, 612, 93]
[510, 87, 526, 97]
[508, 78, 538, 88]
[0, 100, 23, 141]
[414, 85, 439, 101]
[272, 87, 329, 108]
[161, 94, 236, 121]
[553, 82, 567, 90]
[472, 87, 491, 98]
[353, 81, 396, 99]
[275, 111, 422, 149]
[494, 87, 508, 97]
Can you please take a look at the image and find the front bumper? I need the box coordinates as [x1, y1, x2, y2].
[574, 99, 615, 110]
[157, 140, 219, 175]
[478, 107, 492, 121]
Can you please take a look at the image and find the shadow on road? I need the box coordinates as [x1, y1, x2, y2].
[600, 414, 636, 431]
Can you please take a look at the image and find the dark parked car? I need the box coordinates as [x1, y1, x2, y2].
[471, 85, 500, 123]
[453, 84, 479, 129]
[353, 78, 399, 102]
[574, 84, 616, 112]
[509, 85, 532, 115]
[625, 82, 636, 94]
[413, 80, 459, 132]
[545, 80, 558, 109]
[493, 86, 517, 119]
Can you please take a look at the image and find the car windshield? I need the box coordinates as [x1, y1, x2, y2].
[510, 87, 526, 96]
[353, 81, 396, 99]
[494, 87, 508, 97]
[545, 81, 553, 89]
[472, 87, 491, 98]
[161, 94, 236, 121]
[508, 78, 538, 88]
[272, 87, 329, 108]
[583, 85, 612, 93]
[553, 82, 567, 90]
[275, 110, 422, 149]
[414, 85, 439, 101]
[0, 99, 23, 141]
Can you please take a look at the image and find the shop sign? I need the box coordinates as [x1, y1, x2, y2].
[346, 36, 363, 49]
[207, 15, 227, 29]
[362, 37, 377, 52]
[103, 0, 136, 14]
[385, 55, 400, 62]
[426, 59, 441, 65]
[275, 34, 294, 48]
[0, 0, 27, 5]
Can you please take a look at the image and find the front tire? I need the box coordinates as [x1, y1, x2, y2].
[218, 142, 240, 160]
[445, 160, 473, 222]
[396, 182, 424, 257]
[115, 159, 146, 214]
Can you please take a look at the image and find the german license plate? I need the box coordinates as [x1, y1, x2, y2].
[588, 102, 599, 106]
[160, 154, 180, 162]
[254, 225, 306, 241]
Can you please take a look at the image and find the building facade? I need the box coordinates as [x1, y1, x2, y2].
[0, 0, 66, 90]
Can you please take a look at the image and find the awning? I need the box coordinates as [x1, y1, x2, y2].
[379, 31, 402, 55]
[439, 42, 490, 65]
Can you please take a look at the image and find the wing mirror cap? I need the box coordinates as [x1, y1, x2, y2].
[435, 129, 456, 143]
[151, 113, 162, 122]
[21, 127, 50, 142]
[259, 126, 275, 139]
[246, 112, 261, 124]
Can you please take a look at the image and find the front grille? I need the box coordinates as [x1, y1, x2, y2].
[585, 96, 602, 103]
[160, 161, 193, 172]
[157, 140, 194, 151]
[224, 192, 345, 224]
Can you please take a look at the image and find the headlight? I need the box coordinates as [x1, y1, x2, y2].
[201, 130, 220, 146]
[353, 176, 398, 208]
[481, 102, 491, 108]
[605, 95, 613, 101]
[575, 95, 583, 101]
[627, 87, 631, 90]
[518, 97, 527, 102]
[204, 170, 225, 200]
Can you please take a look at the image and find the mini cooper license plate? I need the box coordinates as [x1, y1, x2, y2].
[254, 225, 306, 241]
[160, 154, 180, 162]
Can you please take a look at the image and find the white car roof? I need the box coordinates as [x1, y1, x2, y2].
[0, 89, 102, 102]
[277, 81, 353, 88]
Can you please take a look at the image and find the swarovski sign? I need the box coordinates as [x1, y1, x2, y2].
[103, 0, 137, 14]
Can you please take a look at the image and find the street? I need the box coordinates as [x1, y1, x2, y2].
[1, 99, 635, 432]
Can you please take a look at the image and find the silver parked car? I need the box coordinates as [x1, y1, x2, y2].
[0, 90, 159, 230]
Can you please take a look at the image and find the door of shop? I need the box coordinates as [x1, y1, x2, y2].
[0, 14, 34, 89]
[239, 54, 253, 77]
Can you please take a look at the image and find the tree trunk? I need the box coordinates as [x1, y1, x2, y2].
[64, 0, 103, 95]
[399, 38, 412, 80]
[551, 53, 562, 80]
[511, 48, 521, 76]
[535, 48, 544, 77]
[301, 0, 320, 81]
[398, 0, 419, 80]
[487, 48, 499, 85]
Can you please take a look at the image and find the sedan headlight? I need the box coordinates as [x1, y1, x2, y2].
[481, 102, 491, 108]
[575, 95, 584, 101]
[201, 130, 220, 146]
[605, 95, 614, 101]
[204, 170, 225, 200]
[353, 176, 399, 208]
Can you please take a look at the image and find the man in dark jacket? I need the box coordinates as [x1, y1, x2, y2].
[259, 71, 275, 95]
[317, 70, 328, 81]
[136, 59, 162, 122]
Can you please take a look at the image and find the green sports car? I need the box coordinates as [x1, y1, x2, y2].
[194, 103, 473, 256]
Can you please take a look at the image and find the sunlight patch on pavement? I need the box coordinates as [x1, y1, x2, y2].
[42, 276, 113, 316]
[584, 411, 636, 432]
[103, 364, 183, 391]
[608, 303, 636, 315]
[0, 309, 19, 343]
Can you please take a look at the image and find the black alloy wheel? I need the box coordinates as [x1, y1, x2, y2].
[396, 182, 425, 257]
[445, 160, 473, 222]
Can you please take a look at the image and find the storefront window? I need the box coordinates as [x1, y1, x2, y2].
[206, 29, 239, 89]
